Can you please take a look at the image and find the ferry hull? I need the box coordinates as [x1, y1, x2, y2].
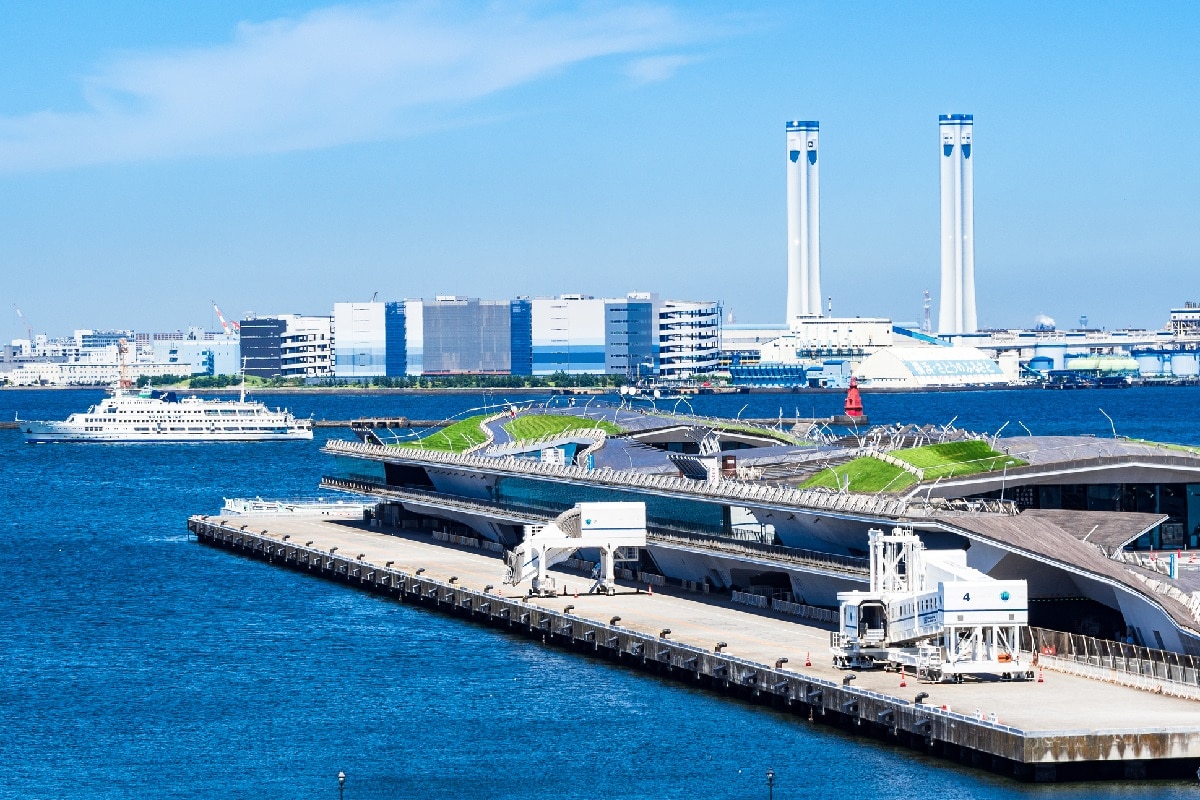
[24, 426, 314, 443]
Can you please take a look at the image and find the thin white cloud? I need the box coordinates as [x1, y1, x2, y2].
[0, 1, 696, 172]
[625, 54, 699, 84]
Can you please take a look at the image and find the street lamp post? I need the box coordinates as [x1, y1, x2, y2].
[338, 771, 345, 800]
[766, 768, 774, 800]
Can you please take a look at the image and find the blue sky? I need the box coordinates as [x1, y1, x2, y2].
[2, 1, 1197, 337]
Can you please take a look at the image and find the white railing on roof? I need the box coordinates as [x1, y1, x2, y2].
[485, 427, 607, 457]
[324, 439, 1022, 521]
[1127, 570, 1200, 624]
[463, 411, 509, 455]
[326, 438, 921, 519]
[858, 446, 925, 482]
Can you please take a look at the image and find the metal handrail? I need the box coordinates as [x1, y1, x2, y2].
[320, 477, 869, 576]
[323, 439, 922, 519]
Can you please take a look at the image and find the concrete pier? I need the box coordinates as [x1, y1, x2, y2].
[188, 513, 1200, 783]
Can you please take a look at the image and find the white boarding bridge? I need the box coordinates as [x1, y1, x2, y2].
[505, 502, 646, 597]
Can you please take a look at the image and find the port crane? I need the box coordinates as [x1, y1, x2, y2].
[831, 526, 1034, 682]
[505, 502, 646, 597]
[211, 301, 240, 335]
[13, 304, 34, 344]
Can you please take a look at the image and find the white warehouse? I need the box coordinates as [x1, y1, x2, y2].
[855, 346, 1007, 388]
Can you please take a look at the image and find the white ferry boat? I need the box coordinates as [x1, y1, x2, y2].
[22, 386, 314, 443]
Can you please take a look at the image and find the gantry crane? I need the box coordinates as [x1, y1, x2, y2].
[211, 301, 240, 334]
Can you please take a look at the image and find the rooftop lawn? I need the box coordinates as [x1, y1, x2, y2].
[710, 421, 810, 445]
[1135, 439, 1200, 456]
[892, 440, 1025, 479]
[396, 414, 489, 453]
[801, 457, 916, 493]
[505, 415, 622, 440]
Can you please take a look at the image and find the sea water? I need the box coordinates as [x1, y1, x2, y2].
[2, 387, 1199, 800]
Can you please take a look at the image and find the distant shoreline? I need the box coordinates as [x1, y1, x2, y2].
[0, 383, 1068, 395]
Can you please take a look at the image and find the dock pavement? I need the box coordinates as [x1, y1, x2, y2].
[189, 511, 1200, 782]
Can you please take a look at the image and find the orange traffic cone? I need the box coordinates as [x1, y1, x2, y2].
[648, 584, 653, 596]
[899, 666, 907, 688]
[1037, 668, 1044, 683]
[805, 652, 812, 667]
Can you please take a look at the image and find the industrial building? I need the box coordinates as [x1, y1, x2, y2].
[332, 302, 387, 379]
[529, 293, 719, 379]
[658, 300, 721, 379]
[279, 316, 333, 379]
[729, 114, 1003, 387]
[403, 297, 530, 376]
[530, 295, 607, 375]
[150, 329, 241, 376]
[853, 345, 1008, 388]
[240, 315, 333, 380]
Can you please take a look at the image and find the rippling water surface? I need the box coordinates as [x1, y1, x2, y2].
[2, 387, 1199, 799]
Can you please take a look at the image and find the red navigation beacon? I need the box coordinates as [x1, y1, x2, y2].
[844, 375, 864, 418]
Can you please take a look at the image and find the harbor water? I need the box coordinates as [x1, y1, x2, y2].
[3, 387, 1200, 799]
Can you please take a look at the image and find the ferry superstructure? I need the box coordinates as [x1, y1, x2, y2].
[22, 387, 313, 443]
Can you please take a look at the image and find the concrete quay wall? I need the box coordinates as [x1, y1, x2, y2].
[187, 516, 1200, 784]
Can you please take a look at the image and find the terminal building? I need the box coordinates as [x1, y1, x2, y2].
[324, 403, 1200, 656]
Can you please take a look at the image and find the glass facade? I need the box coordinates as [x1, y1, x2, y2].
[509, 299, 533, 376]
[422, 299, 512, 374]
[80, 330, 133, 349]
[239, 318, 287, 378]
[605, 300, 657, 377]
[384, 302, 407, 377]
[994, 481, 1200, 550]
[494, 476, 727, 534]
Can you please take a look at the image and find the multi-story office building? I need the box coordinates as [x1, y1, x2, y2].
[76, 329, 134, 349]
[605, 294, 658, 379]
[659, 301, 721, 378]
[280, 316, 332, 379]
[240, 317, 288, 378]
[240, 315, 332, 379]
[528, 293, 719, 379]
[319, 294, 718, 381]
